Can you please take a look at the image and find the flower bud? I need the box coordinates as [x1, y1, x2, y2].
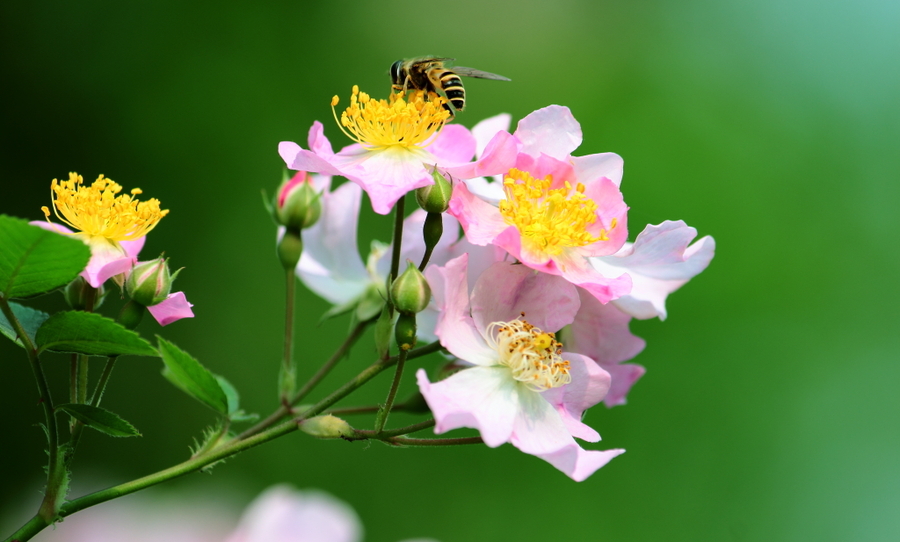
[126, 258, 179, 307]
[275, 171, 322, 231]
[390, 262, 431, 315]
[415, 168, 453, 213]
[277, 229, 303, 270]
[299, 414, 353, 439]
[394, 312, 417, 351]
[64, 275, 107, 311]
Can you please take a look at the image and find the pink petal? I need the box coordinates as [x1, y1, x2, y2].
[147, 292, 194, 326]
[571, 152, 624, 188]
[427, 124, 476, 166]
[541, 353, 611, 439]
[296, 181, 369, 305]
[307, 121, 335, 158]
[416, 367, 518, 447]
[279, 141, 344, 177]
[447, 182, 511, 246]
[470, 262, 580, 333]
[579, 176, 629, 257]
[592, 220, 716, 320]
[443, 130, 518, 181]
[514, 105, 582, 160]
[425, 254, 494, 366]
[554, 252, 633, 304]
[471, 113, 511, 159]
[329, 145, 435, 215]
[508, 385, 621, 481]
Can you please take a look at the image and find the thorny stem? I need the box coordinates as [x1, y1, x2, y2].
[0, 296, 61, 526]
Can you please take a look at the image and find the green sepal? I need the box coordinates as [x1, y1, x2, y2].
[0, 301, 49, 348]
[158, 337, 228, 414]
[35, 311, 157, 357]
[57, 403, 141, 437]
[0, 215, 91, 299]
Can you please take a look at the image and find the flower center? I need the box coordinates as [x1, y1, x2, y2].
[486, 316, 571, 392]
[41, 172, 169, 242]
[498, 168, 616, 256]
[331, 85, 450, 150]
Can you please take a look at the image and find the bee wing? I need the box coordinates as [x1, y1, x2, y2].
[451, 66, 511, 81]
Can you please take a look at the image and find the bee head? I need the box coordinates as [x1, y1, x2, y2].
[390, 60, 404, 85]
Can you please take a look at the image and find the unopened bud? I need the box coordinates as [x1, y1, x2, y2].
[275, 171, 322, 230]
[64, 276, 107, 311]
[415, 168, 453, 213]
[299, 414, 352, 439]
[390, 262, 431, 315]
[394, 312, 417, 351]
[277, 230, 303, 270]
[126, 258, 178, 307]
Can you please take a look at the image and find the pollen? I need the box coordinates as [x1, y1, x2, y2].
[330, 86, 450, 149]
[486, 316, 571, 392]
[498, 168, 613, 256]
[42, 172, 169, 242]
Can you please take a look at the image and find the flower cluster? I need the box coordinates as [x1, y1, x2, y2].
[280, 91, 715, 481]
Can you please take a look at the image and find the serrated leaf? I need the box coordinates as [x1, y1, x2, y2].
[0, 301, 49, 348]
[57, 403, 140, 437]
[0, 215, 91, 299]
[35, 311, 157, 357]
[158, 337, 228, 414]
[215, 375, 240, 415]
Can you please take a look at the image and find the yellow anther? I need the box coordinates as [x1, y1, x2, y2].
[330, 85, 450, 150]
[486, 318, 571, 392]
[498, 168, 612, 256]
[44, 172, 168, 242]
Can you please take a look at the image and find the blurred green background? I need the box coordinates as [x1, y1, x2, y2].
[2, 0, 898, 540]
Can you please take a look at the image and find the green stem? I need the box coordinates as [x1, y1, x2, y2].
[239, 320, 369, 440]
[0, 297, 61, 525]
[89, 356, 119, 407]
[279, 267, 297, 403]
[390, 193, 405, 284]
[351, 418, 435, 440]
[374, 347, 409, 433]
[385, 436, 483, 447]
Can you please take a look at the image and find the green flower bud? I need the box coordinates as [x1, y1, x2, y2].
[64, 275, 107, 311]
[277, 230, 303, 270]
[299, 414, 353, 439]
[415, 168, 453, 213]
[126, 258, 178, 306]
[118, 300, 146, 330]
[275, 171, 322, 230]
[390, 262, 432, 315]
[395, 312, 417, 351]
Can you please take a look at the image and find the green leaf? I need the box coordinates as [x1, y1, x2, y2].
[35, 311, 157, 357]
[158, 337, 228, 414]
[57, 403, 140, 437]
[0, 215, 91, 299]
[215, 374, 259, 423]
[0, 301, 49, 348]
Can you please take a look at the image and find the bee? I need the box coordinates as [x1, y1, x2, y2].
[390, 57, 510, 118]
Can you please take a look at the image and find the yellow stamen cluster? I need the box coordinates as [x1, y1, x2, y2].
[486, 315, 571, 392]
[41, 172, 169, 242]
[498, 168, 615, 256]
[331, 85, 450, 149]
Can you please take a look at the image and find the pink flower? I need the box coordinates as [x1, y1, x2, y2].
[279, 88, 478, 215]
[563, 289, 647, 407]
[31, 220, 145, 288]
[444, 106, 633, 304]
[590, 220, 716, 320]
[417, 254, 624, 481]
[226, 485, 361, 542]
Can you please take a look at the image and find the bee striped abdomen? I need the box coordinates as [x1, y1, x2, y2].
[440, 72, 466, 111]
